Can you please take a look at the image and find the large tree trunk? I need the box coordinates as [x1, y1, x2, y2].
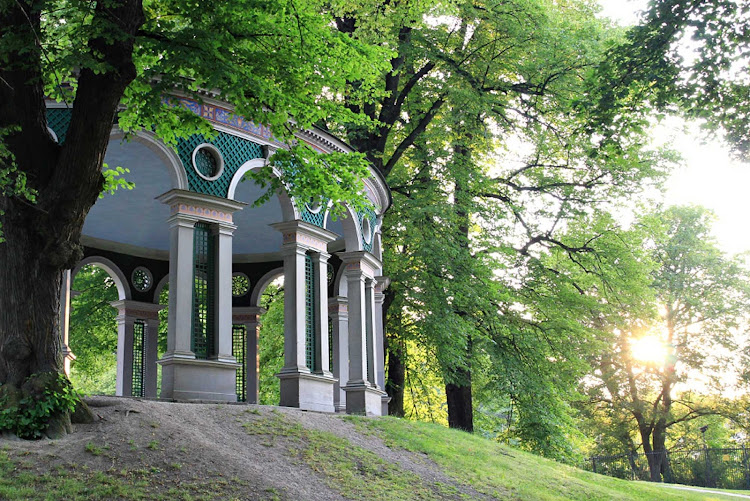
[0, 0, 144, 424]
[444, 137, 474, 433]
[445, 365, 473, 432]
[384, 288, 405, 417]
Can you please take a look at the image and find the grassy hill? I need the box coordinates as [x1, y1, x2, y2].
[0, 397, 744, 500]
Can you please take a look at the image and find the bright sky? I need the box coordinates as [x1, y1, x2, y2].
[598, 0, 750, 256]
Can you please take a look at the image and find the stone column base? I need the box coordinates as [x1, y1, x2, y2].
[277, 371, 337, 413]
[159, 355, 239, 402]
[381, 395, 392, 416]
[342, 383, 387, 416]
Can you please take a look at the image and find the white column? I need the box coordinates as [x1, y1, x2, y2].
[213, 223, 237, 363]
[143, 314, 161, 398]
[271, 220, 338, 412]
[329, 297, 348, 412]
[280, 244, 309, 374]
[345, 267, 368, 386]
[59, 269, 76, 376]
[156, 189, 246, 401]
[313, 251, 332, 375]
[111, 300, 163, 397]
[339, 251, 387, 415]
[165, 214, 197, 358]
[374, 276, 389, 394]
[365, 278, 378, 388]
[112, 303, 135, 397]
[233, 306, 264, 404]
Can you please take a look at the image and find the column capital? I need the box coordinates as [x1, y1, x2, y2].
[271, 220, 338, 253]
[337, 251, 381, 278]
[233, 306, 266, 323]
[212, 221, 238, 235]
[280, 243, 309, 258]
[328, 296, 348, 318]
[110, 300, 165, 320]
[310, 250, 332, 262]
[157, 188, 247, 224]
[375, 275, 391, 293]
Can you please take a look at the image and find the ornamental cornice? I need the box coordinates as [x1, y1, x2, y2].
[110, 300, 164, 320]
[157, 189, 247, 223]
[337, 250, 381, 278]
[270, 220, 339, 252]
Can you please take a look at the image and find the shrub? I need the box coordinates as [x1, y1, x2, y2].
[0, 372, 79, 439]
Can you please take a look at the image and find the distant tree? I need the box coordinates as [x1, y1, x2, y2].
[259, 283, 284, 406]
[582, 206, 750, 481]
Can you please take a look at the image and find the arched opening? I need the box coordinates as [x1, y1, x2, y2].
[155, 281, 169, 395]
[257, 275, 285, 405]
[68, 264, 120, 394]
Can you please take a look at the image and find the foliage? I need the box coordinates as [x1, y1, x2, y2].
[0, 126, 36, 242]
[68, 265, 119, 394]
[590, 0, 750, 160]
[578, 205, 750, 478]
[259, 283, 284, 406]
[0, 372, 79, 439]
[100, 165, 135, 198]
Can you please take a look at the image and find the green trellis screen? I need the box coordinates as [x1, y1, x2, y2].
[46, 108, 72, 144]
[328, 316, 334, 372]
[304, 253, 316, 371]
[192, 222, 215, 359]
[132, 320, 146, 397]
[176, 132, 263, 198]
[232, 324, 247, 402]
[358, 207, 378, 252]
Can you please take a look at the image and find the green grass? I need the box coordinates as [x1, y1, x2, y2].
[0, 450, 252, 501]
[242, 413, 457, 500]
[355, 417, 747, 501]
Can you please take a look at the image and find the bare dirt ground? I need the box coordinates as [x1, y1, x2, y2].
[0, 397, 484, 500]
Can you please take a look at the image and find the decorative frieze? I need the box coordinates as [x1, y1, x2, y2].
[170, 203, 233, 223]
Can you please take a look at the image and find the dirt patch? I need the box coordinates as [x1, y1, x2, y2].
[0, 397, 483, 500]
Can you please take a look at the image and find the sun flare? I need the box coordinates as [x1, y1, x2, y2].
[630, 335, 669, 365]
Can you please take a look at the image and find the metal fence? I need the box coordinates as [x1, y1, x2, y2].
[582, 448, 750, 489]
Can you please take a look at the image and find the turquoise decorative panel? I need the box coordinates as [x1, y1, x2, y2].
[46, 108, 72, 144]
[358, 207, 377, 252]
[300, 204, 326, 227]
[176, 132, 264, 198]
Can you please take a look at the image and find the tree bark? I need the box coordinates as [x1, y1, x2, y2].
[386, 332, 406, 417]
[0, 0, 145, 394]
[446, 365, 473, 432]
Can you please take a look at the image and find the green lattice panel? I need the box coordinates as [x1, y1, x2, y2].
[300, 205, 326, 227]
[328, 317, 334, 371]
[177, 132, 263, 198]
[304, 253, 316, 371]
[46, 108, 72, 144]
[358, 207, 378, 252]
[132, 320, 146, 397]
[232, 324, 247, 402]
[192, 222, 215, 359]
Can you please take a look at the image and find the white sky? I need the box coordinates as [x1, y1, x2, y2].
[599, 0, 750, 256]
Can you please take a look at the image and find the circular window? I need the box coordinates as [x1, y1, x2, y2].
[192, 144, 224, 181]
[327, 263, 335, 285]
[362, 217, 373, 245]
[232, 273, 250, 297]
[131, 267, 153, 293]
